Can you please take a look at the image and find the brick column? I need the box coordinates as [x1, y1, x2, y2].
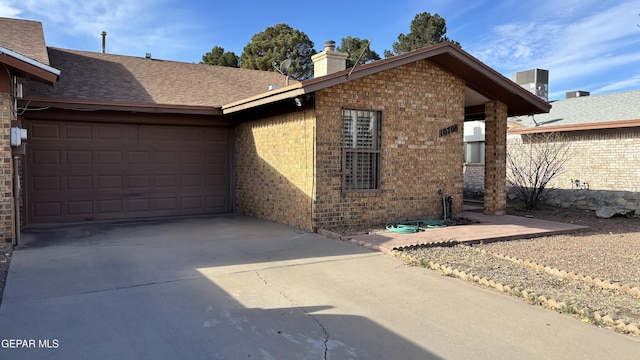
[0, 92, 15, 243]
[483, 101, 507, 215]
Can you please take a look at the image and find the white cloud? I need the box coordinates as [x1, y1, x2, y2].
[0, 0, 21, 17]
[20, 0, 138, 33]
[10, 0, 205, 59]
[594, 73, 640, 93]
[468, 0, 640, 93]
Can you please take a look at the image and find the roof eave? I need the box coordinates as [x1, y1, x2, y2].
[0, 46, 60, 85]
[222, 83, 305, 114]
[222, 43, 551, 117]
[301, 43, 552, 117]
[508, 119, 640, 134]
[19, 98, 223, 115]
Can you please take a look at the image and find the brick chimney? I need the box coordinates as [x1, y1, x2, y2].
[311, 40, 348, 78]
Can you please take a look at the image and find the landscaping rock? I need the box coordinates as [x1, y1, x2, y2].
[595, 206, 635, 219]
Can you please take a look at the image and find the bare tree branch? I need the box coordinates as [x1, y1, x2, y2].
[507, 132, 572, 209]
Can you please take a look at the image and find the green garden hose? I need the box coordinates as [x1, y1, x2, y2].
[385, 192, 448, 233]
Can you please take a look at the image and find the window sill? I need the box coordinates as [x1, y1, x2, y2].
[342, 189, 382, 198]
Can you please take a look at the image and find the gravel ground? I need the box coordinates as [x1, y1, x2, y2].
[396, 206, 640, 337]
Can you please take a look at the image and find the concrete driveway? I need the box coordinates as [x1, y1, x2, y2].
[0, 215, 638, 359]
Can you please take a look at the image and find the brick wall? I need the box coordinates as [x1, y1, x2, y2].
[483, 101, 508, 215]
[546, 129, 640, 192]
[236, 60, 470, 231]
[313, 60, 465, 229]
[463, 163, 484, 192]
[235, 109, 315, 230]
[465, 128, 640, 209]
[0, 92, 14, 242]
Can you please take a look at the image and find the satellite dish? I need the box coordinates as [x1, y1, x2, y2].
[280, 59, 292, 75]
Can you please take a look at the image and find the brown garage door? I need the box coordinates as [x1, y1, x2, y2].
[26, 120, 231, 224]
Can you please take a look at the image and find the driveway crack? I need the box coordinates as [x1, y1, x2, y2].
[255, 270, 329, 359]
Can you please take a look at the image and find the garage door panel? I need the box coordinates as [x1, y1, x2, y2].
[155, 174, 179, 188]
[67, 201, 92, 216]
[127, 198, 151, 212]
[32, 150, 61, 165]
[181, 128, 204, 142]
[67, 176, 92, 190]
[206, 128, 228, 143]
[97, 175, 123, 190]
[27, 120, 231, 224]
[33, 202, 62, 217]
[206, 174, 227, 187]
[155, 151, 180, 165]
[181, 197, 204, 209]
[95, 125, 124, 140]
[32, 176, 61, 191]
[98, 200, 123, 213]
[31, 123, 60, 139]
[127, 175, 150, 188]
[66, 150, 92, 165]
[155, 198, 177, 211]
[180, 152, 204, 165]
[207, 151, 228, 165]
[207, 195, 229, 210]
[97, 151, 123, 165]
[65, 124, 92, 139]
[151, 128, 176, 141]
[127, 152, 151, 165]
[180, 174, 203, 187]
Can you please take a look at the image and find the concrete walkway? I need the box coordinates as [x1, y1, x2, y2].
[342, 210, 590, 253]
[0, 215, 636, 359]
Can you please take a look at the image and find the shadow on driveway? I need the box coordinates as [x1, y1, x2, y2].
[1, 215, 441, 359]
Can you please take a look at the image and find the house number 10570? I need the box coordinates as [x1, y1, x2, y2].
[439, 124, 458, 137]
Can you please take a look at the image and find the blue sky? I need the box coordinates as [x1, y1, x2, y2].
[2, 0, 639, 100]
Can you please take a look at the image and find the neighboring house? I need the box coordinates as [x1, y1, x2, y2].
[1, 17, 549, 243]
[508, 90, 640, 212]
[462, 119, 485, 198]
[463, 90, 640, 212]
[462, 120, 520, 198]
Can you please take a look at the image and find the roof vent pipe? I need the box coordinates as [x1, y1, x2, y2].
[324, 40, 336, 52]
[566, 90, 590, 99]
[100, 31, 106, 53]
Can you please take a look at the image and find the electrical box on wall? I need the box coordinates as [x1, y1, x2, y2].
[10, 127, 27, 147]
[13, 76, 23, 99]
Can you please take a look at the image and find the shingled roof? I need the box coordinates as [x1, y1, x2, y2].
[0, 17, 59, 84]
[0, 17, 50, 65]
[24, 47, 296, 113]
[509, 90, 640, 134]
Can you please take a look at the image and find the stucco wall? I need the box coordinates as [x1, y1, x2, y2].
[313, 60, 465, 229]
[235, 109, 315, 230]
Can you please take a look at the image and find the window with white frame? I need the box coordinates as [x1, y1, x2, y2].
[464, 141, 485, 163]
[342, 109, 381, 191]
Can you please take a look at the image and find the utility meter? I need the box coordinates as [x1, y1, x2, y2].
[10, 127, 27, 147]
